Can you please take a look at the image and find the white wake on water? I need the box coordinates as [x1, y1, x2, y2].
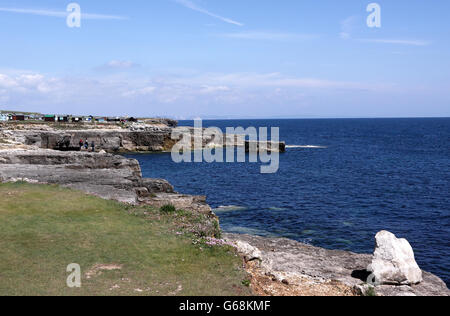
[213, 205, 248, 212]
[286, 145, 328, 149]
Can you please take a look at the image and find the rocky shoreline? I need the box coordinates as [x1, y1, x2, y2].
[0, 121, 286, 153]
[224, 233, 449, 296]
[0, 148, 219, 235]
[0, 121, 448, 296]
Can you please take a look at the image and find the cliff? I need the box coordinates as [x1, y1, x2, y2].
[22, 127, 173, 153]
[0, 149, 218, 236]
[0, 122, 286, 153]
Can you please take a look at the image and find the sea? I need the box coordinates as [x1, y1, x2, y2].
[125, 118, 450, 286]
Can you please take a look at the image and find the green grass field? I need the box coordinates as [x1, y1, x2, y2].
[0, 183, 251, 296]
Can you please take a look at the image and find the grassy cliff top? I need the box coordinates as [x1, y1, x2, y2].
[0, 183, 251, 296]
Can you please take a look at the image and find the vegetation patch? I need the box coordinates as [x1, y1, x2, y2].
[160, 204, 177, 214]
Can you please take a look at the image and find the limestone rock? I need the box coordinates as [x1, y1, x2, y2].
[3, 121, 286, 153]
[233, 240, 263, 262]
[142, 178, 174, 194]
[12, 126, 172, 153]
[0, 149, 142, 204]
[368, 231, 423, 285]
[143, 193, 212, 215]
[0, 149, 201, 209]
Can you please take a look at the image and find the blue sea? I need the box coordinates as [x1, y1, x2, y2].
[126, 118, 450, 286]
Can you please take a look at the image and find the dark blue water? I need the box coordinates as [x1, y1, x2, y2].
[126, 118, 450, 286]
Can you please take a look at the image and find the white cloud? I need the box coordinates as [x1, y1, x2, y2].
[2, 70, 446, 118]
[107, 60, 135, 68]
[95, 60, 140, 71]
[179, 72, 384, 90]
[357, 39, 431, 46]
[174, 0, 243, 26]
[0, 74, 18, 88]
[0, 7, 127, 20]
[0, 70, 400, 116]
[0, 71, 387, 97]
[221, 32, 317, 41]
[122, 86, 157, 97]
[199, 85, 230, 94]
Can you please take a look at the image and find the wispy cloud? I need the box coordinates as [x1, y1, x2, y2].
[3, 69, 440, 117]
[338, 16, 430, 47]
[174, 0, 243, 26]
[357, 38, 431, 46]
[0, 70, 389, 109]
[106, 60, 138, 69]
[0, 7, 127, 20]
[95, 60, 140, 72]
[221, 31, 317, 41]
[339, 16, 359, 39]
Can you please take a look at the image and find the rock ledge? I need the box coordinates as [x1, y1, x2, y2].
[224, 233, 449, 296]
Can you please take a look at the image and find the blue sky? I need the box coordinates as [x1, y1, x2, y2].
[0, 0, 449, 118]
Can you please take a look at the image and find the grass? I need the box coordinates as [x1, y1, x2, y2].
[0, 183, 251, 296]
[364, 286, 377, 297]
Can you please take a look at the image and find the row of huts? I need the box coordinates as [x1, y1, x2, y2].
[0, 113, 138, 123]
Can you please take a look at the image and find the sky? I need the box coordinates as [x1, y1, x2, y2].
[0, 0, 449, 119]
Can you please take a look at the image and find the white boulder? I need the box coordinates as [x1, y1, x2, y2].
[368, 231, 423, 285]
[233, 240, 262, 262]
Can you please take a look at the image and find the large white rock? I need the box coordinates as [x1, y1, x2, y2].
[368, 231, 423, 285]
[233, 240, 262, 262]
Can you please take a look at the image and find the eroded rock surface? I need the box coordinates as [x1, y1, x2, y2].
[1, 121, 286, 153]
[0, 149, 147, 203]
[0, 149, 208, 214]
[224, 233, 449, 296]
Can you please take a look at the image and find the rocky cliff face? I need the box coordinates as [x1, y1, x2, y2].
[1, 121, 286, 154]
[23, 128, 173, 153]
[0, 121, 174, 152]
[0, 149, 152, 203]
[0, 149, 215, 222]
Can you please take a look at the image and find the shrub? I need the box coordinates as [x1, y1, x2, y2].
[242, 279, 251, 287]
[160, 204, 176, 214]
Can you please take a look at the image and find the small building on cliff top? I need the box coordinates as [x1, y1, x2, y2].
[71, 116, 83, 123]
[57, 115, 69, 122]
[11, 114, 25, 121]
[44, 115, 56, 122]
